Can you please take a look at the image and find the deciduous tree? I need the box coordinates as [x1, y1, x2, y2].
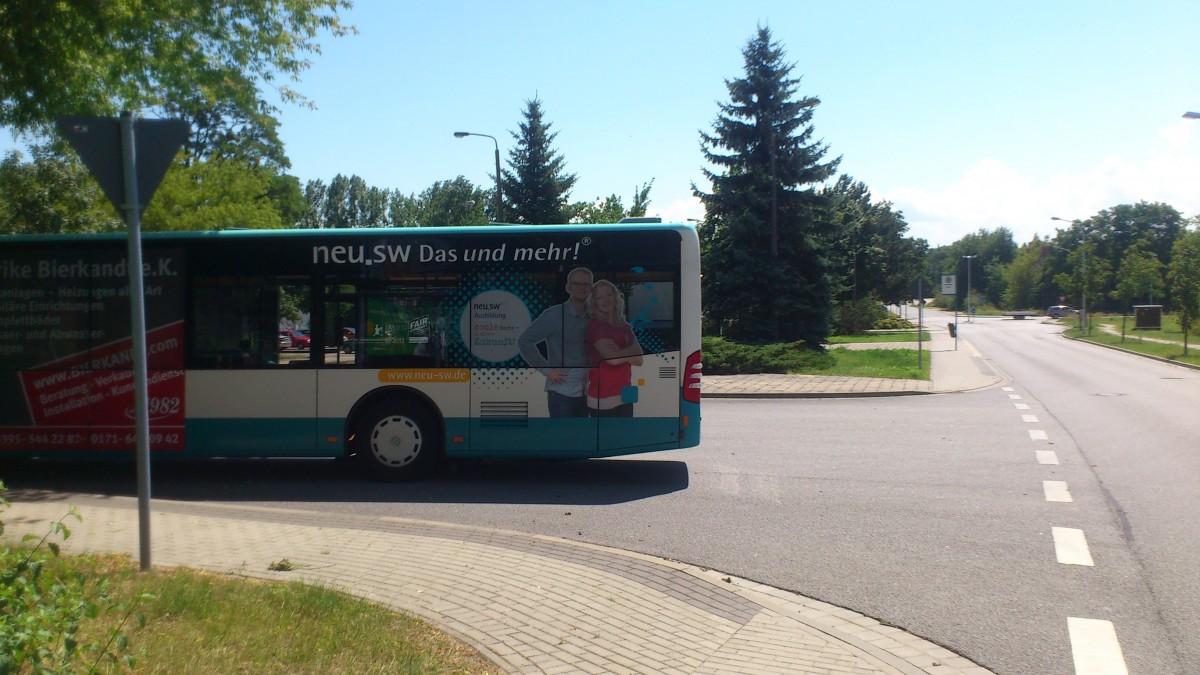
[0, 0, 353, 135]
[1168, 231, 1200, 355]
[141, 157, 284, 231]
[0, 147, 120, 234]
[825, 175, 926, 305]
[1112, 240, 1164, 308]
[571, 180, 655, 223]
[416, 177, 490, 227]
[1001, 238, 1046, 310]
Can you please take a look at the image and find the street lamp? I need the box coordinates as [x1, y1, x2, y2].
[453, 131, 503, 222]
[962, 255, 976, 322]
[1050, 216, 1088, 333]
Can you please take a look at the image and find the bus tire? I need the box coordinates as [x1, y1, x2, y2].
[354, 400, 441, 479]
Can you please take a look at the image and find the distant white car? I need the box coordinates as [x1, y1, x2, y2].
[1046, 305, 1078, 319]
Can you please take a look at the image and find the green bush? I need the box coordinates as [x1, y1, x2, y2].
[0, 482, 148, 673]
[701, 336, 833, 374]
[873, 316, 915, 330]
[834, 297, 888, 335]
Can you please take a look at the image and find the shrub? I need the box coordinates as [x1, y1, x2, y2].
[873, 316, 915, 330]
[701, 336, 834, 374]
[0, 482, 148, 673]
[834, 297, 888, 335]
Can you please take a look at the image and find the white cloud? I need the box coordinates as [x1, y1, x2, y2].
[655, 194, 706, 224]
[884, 121, 1200, 248]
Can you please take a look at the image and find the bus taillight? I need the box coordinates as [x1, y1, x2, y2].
[683, 350, 702, 403]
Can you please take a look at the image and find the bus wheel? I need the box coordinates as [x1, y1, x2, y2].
[355, 401, 440, 478]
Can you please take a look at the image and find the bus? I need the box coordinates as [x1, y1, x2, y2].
[0, 223, 702, 478]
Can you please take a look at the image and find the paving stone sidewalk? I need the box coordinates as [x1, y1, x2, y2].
[704, 313, 1003, 398]
[2, 496, 994, 674]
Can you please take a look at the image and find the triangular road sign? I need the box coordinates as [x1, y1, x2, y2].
[55, 114, 189, 217]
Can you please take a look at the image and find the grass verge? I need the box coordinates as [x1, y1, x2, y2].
[1068, 318, 1200, 368]
[825, 347, 931, 380]
[63, 553, 500, 674]
[827, 331, 929, 344]
[702, 336, 930, 380]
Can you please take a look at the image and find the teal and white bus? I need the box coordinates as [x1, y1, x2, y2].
[0, 223, 702, 477]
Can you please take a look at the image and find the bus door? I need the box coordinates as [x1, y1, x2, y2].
[595, 277, 683, 453]
[594, 352, 681, 453]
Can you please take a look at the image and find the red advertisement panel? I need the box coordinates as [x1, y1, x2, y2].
[5, 322, 185, 451]
[0, 247, 186, 452]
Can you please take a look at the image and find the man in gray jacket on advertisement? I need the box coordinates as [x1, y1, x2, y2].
[518, 267, 593, 417]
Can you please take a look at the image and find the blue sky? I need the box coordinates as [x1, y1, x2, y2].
[8, 1, 1200, 246]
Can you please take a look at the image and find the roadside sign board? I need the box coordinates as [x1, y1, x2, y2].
[941, 275, 957, 295]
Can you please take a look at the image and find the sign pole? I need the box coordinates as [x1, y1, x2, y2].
[57, 113, 188, 571]
[917, 278, 923, 370]
[119, 112, 154, 571]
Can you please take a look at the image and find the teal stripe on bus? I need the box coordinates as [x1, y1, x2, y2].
[187, 419, 324, 457]
[186, 416, 687, 459]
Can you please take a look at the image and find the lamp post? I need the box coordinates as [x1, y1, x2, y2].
[1050, 216, 1088, 333]
[962, 255, 977, 322]
[453, 131, 503, 222]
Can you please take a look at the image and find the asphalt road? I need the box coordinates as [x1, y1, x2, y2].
[960, 317, 1200, 675]
[4, 318, 1197, 674]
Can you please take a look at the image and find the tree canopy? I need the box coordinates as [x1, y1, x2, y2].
[0, 147, 120, 234]
[501, 98, 578, 224]
[142, 157, 285, 231]
[1168, 231, 1200, 354]
[824, 176, 927, 305]
[0, 0, 353, 137]
[696, 26, 840, 344]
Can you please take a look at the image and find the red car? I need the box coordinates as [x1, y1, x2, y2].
[289, 329, 311, 349]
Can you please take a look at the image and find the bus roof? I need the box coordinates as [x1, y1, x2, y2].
[1, 221, 694, 244]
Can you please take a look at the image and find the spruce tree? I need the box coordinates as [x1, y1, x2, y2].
[501, 98, 577, 224]
[695, 26, 840, 344]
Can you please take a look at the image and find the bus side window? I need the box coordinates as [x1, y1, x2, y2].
[277, 282, 312, 367]
[189, 277, 283, 369]
[355, 288, 452, 368]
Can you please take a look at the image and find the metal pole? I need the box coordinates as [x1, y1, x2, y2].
[454, 132, 502, 222]
[492, 141, 503, 223]
[1081, 248, 1088, 334]
[120, 112, 153, 571]
[962, 255, 976, 323]
[917, 278, 923, 370]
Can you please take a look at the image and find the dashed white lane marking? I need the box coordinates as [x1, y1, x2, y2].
[1043, 480, 1073, 502]
[1068, 617, 1128, 675]
[1053, 527, 1095, 566]
[1002, 390, 1122, 673]
[1037, 450, 1060, 465]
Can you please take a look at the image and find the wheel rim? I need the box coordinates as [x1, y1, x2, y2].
[368, 415, 422, 467]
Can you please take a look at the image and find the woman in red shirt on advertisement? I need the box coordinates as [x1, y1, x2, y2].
[585, 279, 644, 417]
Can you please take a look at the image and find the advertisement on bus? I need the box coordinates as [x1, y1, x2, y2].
[0, 248, 185, 451]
